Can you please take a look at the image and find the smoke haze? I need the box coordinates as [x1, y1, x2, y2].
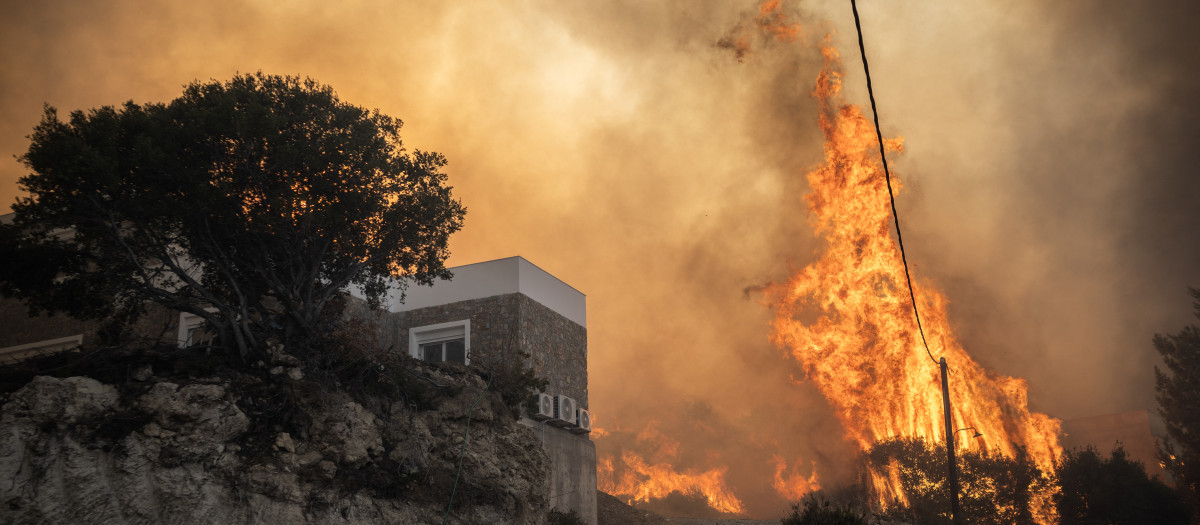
[3, 0, 1199, 517]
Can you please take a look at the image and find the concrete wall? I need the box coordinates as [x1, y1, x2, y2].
[521, 419, 598, 525]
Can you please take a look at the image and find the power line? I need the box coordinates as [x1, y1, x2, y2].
[849, 0, 938, 366]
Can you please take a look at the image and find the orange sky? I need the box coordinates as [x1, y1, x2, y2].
[4, 0, 1199, 517]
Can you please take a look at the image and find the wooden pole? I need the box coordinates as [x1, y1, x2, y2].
[940, 357, 960, 523]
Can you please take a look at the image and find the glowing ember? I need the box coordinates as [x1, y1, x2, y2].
[764, 32, 1062, 519]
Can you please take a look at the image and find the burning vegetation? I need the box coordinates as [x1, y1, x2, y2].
[764, 36, 1062, 516]
[596, 423, 747, 516]
[600, 2, 1065, 521]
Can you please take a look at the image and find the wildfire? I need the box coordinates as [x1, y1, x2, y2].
[764, 29, 1062, 518]
[757, 0, 802, 42]
[598, 2, 1062, 518]
[599, 451, 745, 515]
[771, 455, 821, 501]
[596, 422, 746, 515]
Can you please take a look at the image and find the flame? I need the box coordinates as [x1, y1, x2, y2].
[717, 0, 802, 62]
[597, 422, 745, 515]
[764, 32, 1062, 519]
[868, 460, 911, 509]
[771, 455, 821, 501]
[599, 451, 746, 515]
[757, 0, 802, 42]
[598, 3, 1062, 518]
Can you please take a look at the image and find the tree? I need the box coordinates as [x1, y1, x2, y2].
[0, 73, 465, 362]
[1155, 287, 1200, 519]
[862, 437, 1050, 525]
[1055, 445, 1189, 525]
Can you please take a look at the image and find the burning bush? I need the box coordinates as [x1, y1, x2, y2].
[860, 437, 1051, 525]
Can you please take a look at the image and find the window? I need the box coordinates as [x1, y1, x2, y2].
[409, 320, 470, 365]
[178, 312, 213, 348]
[0, 334, 83, 361]
[421, 339, 466, 363]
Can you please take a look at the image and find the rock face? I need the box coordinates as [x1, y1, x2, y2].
[0, 366, 551, 524]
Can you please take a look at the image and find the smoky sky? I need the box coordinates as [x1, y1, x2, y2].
[3, 0, 1200, 517]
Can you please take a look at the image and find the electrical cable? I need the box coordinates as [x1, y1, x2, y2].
[850, 0, 938, 366]
[442, 372, 494, 525]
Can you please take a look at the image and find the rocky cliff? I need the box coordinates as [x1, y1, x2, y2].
[0, 355, 552, 524]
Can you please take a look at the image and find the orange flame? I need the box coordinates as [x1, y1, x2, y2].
[757, 0, 802, 42]
[597, 422, 746, 515]
[600, 3, 1061, 517]
[599, 451, 746, 515]
[717, 0, 802, 62]
[764, 35, 1062, 518]
[771, 455, 821, 501]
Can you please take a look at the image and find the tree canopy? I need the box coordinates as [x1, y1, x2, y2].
[1155, 287, 1200, 518]
[0, 73, 465, 361]
[862, 437, 1050, 525]
[1055, 445, 1189, 525]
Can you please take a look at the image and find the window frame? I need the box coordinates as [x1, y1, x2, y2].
[177, 311, 214, 348]
[409, 319, 471, 365]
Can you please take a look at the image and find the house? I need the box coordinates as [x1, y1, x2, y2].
[372, 256, 597, 523]
[0, 234, 599, 522]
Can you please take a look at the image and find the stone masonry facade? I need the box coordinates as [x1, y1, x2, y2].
[0, 296, 93, 350]
[516, 294, 588, 409]
[3, 291, 590, 411]
[0, 297, 181, 354]
[378, 292, 588, 408]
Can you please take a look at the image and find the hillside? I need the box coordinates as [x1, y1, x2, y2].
[0, 347, 552, 524]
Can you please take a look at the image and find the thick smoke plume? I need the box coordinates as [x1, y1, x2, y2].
[3, 0, 1199, 518]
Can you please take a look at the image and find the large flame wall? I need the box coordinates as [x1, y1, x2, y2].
[765, 38, 1063, 508]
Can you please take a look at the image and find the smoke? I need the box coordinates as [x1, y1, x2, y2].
[815, 0, 1200, 420]
[3, 0, 1199, 518]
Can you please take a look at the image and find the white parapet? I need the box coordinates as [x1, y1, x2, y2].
[384, 256, 586, 328]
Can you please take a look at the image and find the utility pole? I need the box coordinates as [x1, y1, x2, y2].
[940, 357, 960, 523]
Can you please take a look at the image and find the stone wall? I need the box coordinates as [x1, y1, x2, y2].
[517, 294, 588, 409]
[0, 296, 93, 349]
[3, 291, 591, 411]
[380, 293, 521, 367]
[379, 293, 596, 523]
[380, 293, 589, 409]
[0, 297, 193, 353]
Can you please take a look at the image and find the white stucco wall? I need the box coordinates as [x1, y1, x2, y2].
[384, 256, 586, 327]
